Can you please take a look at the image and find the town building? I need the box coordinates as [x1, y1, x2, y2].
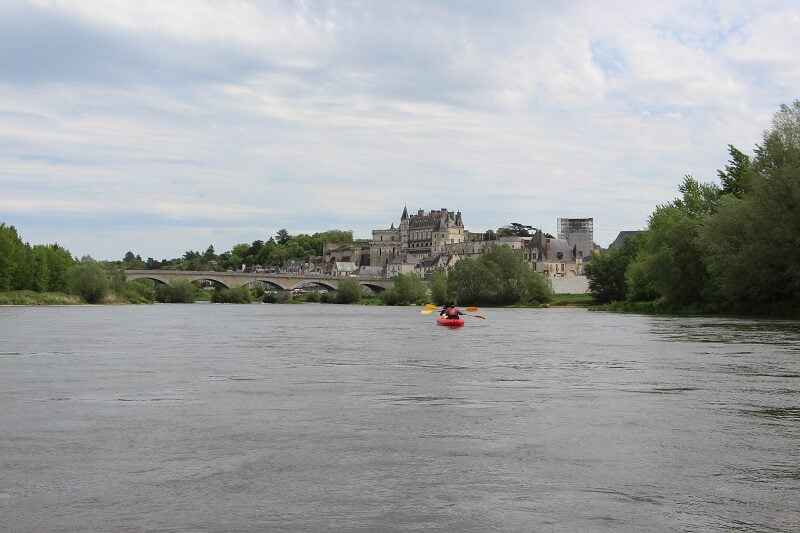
[322, 241, 371, 274]
[557, 217, 594, 260]
[386, 254, 419, 278]
[526, 229, 583, 277]
[370, 207, 467, 267]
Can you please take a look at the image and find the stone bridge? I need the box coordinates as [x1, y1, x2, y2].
[124, 270, 392, 293]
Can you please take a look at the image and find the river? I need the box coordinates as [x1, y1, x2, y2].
[1, 304, 798, 531]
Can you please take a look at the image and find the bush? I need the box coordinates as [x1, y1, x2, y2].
[124, 280, 155, 303]
[335, 278, 362, 303]
[302, 291, 320, 302]
[211, 286, 253, 303]
[262, 292, 279, 303]
[67, 260, 110, 304]
[251, 284, 266, 299]
[381, 273, 429, 305]
[155, 279, 196, 303]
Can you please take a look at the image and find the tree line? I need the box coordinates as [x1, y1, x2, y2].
[120, 229, 355, 272]
[585, 101, 800, 315]
[1, 220, 553, 307]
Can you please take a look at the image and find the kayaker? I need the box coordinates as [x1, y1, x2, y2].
[440, 301, 464, 320]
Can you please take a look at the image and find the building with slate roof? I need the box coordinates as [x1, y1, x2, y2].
[525, 229, 584, 277]
[370, 207, 467, 267]
[386, 254, 419, 278]
[607, 231, 641, 250]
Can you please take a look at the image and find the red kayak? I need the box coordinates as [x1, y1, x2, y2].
[437, 316, 465, 328]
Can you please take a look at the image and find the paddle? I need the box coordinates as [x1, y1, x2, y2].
[420, 304, 482, 317]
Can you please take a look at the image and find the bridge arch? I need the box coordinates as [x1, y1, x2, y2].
[249, 279, 286, 291]
[360, 282, 387, 294]
[189, 276, 232, 289]
[127, 273, 170, 285]
[287, 280, 338, 292]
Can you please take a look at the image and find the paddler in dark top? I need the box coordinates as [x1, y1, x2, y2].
[440, 301, 464, 320]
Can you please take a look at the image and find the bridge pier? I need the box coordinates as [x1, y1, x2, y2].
[279, 290, 294, 301]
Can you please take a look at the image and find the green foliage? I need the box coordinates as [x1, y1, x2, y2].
[447, 245, 551, 306]
[627, 204, 711, 305]
[672, 176, 721, 218]
[67, 259, 110, 304]
[699, 101, 800, 313]
[585, 235, 642, 303]
[497, 222, 534, 237]
[335, 278, 362, 304]
[0, 223, 26, 291]
[605, 101, 800, 315]
[211, 286, 253, 303]
[548, 293, 596, 307]
[0, 224, 76, 293]
[276, 229, 290, 245]
[428, 270, 449, 305]
[124, 280, 155, 304]
[251, 284, 266, 299]
[301, 291, 320, 302]
[155, 279, 196, 303]
[381, 273, 429, 305]
[718, 145, 753, 198]
[624, 175, 719, 306]
[447, 257, 497, 305]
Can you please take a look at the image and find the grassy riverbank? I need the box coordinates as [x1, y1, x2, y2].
[547, 293, 596, 307]
[0, 290, 85, 305]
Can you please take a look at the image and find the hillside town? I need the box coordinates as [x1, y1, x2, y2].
[263, 207, 601, 280]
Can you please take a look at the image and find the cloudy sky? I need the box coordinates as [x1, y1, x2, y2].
[1, 0, 798, 259]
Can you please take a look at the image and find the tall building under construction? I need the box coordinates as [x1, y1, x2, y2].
[557, 217, 593, 259]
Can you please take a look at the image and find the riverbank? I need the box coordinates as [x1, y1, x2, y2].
[0, 290, 594, 308]
[0, 290, 85, 305]
[0, 290, 139, 306]
[591, 299, 800, 317]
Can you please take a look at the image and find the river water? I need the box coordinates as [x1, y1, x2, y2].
[0, 304, 798, 532]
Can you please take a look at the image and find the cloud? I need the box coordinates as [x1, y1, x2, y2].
[0, 0, 798, 258]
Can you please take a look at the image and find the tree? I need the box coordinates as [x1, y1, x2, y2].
[498, 222, 534, 237]
[447, 257, 497, 305]
[67, 258, 110, 304]
[381, 273, 428, 305]
[718, 145, 753, 198]
[625, 176, 719, 307]
[335, 278, 362, 303]
[584, 234, 642, 303]
[700, 101, 800, 312]
[155, 279, 196, 303]
[0, 223, 27, 291]
[429, 270, 449, 305]
[276, 229, 290, 245]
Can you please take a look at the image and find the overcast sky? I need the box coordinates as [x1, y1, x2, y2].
[1, 0, 798, 259]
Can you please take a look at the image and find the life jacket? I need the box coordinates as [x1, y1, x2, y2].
[446, 307, 459, 318]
